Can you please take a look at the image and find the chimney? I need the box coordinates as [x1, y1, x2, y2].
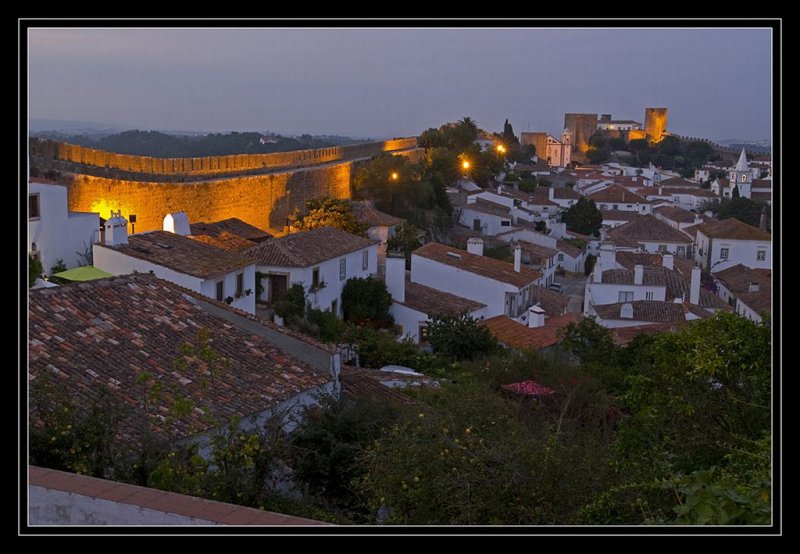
[385, 254, 406, 303]
[104, 211, 128, 246]
[634, 264, 644, 285]
[749, 282, 760, 293]
[548, 187, 555, 201]
[514, 243, 522, 272]
[662, 254, 674, 270]
[694, 214, 703, 225]
[467, 237, 484, 256]
[497, 184, 503, 195]
[689, 266, 701, 305]
[620, 303, 634, 319]
[163, 211, 191, 236]
[528, 305, 546, 328]
[759, 206, 768, 232]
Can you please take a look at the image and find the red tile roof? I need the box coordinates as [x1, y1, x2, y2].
[100, 230, 253, 279]
[29, 466, 327, 525]
[480, 313, 582, 350]
[654, 205, 700, 224]
[413, 242, 541, 288]
[601, 210, 640, 222]
[189, 231, 257, 252]
[658, 177, 699, 188]
[695, 218, 771, 241]
[399, 281, 486, 316]
[245, 227, 378, 268]
[350, 201, 405, 227]
[518, 240, 558, 261]
[607, 215, 693, 244]
[713, 264, 771, 294]
[28, 274, 329, 443]
[339, 367, 420, 405]
[589, 185, 647, 204]
[556, 239, 584, 259]
[190, 217, 272, 242]
[593, 300, 687, 323]
[736, 290, 772, 318]
[501, 380, 555, 397]
[610, 322, 682, 345]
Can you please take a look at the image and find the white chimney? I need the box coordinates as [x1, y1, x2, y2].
[749, 282, 760, 293]
[694, 215, 703, 225]
[104, 211, 128, 246]
[620, 303, 634, 319]
[385, 254, 406, 303]
[634, 264, 644, 285]
[594, 243, 616, 283]
[528, 305, 546, 328]
[662, 254, 674, 270]
[466, 237, 484, 256]
[689, 266, 701, 305]
[497, 184, 503, 195]
[549, 221, 567, 239]
[548, 187, 555, 201]
[514, 243, 522, 272]
[163, 211, 190, 236]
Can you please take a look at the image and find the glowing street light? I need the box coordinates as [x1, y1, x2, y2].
[391, 171, 399, 181]
[462, 160, 470, 170]
[496, 145, 506, 154]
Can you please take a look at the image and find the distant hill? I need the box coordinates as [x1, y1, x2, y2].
[29, 129, 366, 158]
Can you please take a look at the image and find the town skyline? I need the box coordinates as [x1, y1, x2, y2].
[29, 27, 772, 141]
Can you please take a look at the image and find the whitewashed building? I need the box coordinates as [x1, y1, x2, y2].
[28, 181, 99, 274]
[93, 216, 257, 314]
[606, 215, 694, 258]
[245, 227, 378, 317]
[693, 218, 771, 273]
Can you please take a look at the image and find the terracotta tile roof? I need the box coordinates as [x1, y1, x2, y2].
[245, 227, 378, 268]
[608, 215, 693, 244]
[518, 241, 558, 261]
[593, 300, 687, 323]
[601, 268, 666, 287]
[528, 190, 559, 206]
[659, 187, 718, 198]
[100, 230, 253, 279]
[614, 251, 664, 270]
[654, 205, 700, 224]
[716, 177, 730, 188]
[751, 191, 772, 202]
[28, 274, 329, 443]
[466, 199, 512, 217]
[736, 290, 772, 318]
[556, 239, 584, 259]
[530, 286, 570, 316]
[190, 218, 272, 242]
[552, 187, 582, 200]
[350, 201, 405, 227]
[399, 281, 486, 316]
[189, 232, 257, 253]
[339, 367, 427, 405]
[695, 218, 771, 241]
[714, 264, 772, 294]
[481, 313, 582, 351]
[751, 179, 772, 189]
[610, 322, 682, 345]
[589, 185, 647, 204]
[412, 242, 541, 288]
[601, 209, 640, 222]
[29, 466, 328, 525]
[659, 177, 699, 188]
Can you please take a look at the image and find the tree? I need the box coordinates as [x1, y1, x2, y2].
[274, 283, 307, 322]
[50, 259, 67, 275]
[563, 197, 603, 237]
[427, 313, 498, 361]
[732, 185, 740, 198]
[290, 197, 369, 237]
[387, 223, 423, 267]
[517, 178, 537, 193]
[29, 255, 43, 287]
[716, 197, 766, 228]
[502, 118, 519, 146]
[341, 277, 393, 327]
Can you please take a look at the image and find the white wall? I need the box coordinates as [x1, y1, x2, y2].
[28, 183, 99, 273]
[458, 206, 513, 236]
[735, 299, 765, 324]
[259, 245, 377, 317]
[584, 282, 666, 314]
[696, 232, 771, 272]
[638, 241, 692, 257]
[198, 265, 256, 314]
[390, 303, 429, 343]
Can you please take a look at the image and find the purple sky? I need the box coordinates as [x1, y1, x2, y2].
[28, 27, 772, 141]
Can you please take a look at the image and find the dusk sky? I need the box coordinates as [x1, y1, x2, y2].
[29, 27, 772, 141]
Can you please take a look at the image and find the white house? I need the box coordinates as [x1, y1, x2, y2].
[496, 226, 585, 274]
[693, 218, 771, 273]
[93, 215, 257, 314]
[350, 201, 405, 266]
[518, 241, 558, 286]
[653, 205, 705, 231]
[606, 215, 693, 258]
[410, 240, 542, 319]
[589, 185, 652, 214]
[245, 226, 379, 317]
[458, 200, 514, 236]
[644, 186, 719, 211]
[712, 263, 771, 310]
[385, 254, 488, 344]
[28, 181, 99, 274]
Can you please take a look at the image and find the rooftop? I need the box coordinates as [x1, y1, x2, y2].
[589, 185, 648, 204]
[189, 231, 257, 253]
[555, 239, 584, 258]
[245, 227, 378, 268]
[695, 218, 771, 241]
[400, 281, 486, 317]
[481, 313, 582, 351]
[339, 367, 420, 405]
[466, 199, 513, 217]
[28, 274, 329, 443]
[714, 264, 772, 294]
[100, 230, 253, 279]
[190, 218, 272, 242]
[658, 177, 699, 188]
[610, 322, 682, 345]
[601, 210, 641, 222]
[736, 289, 772, 318]
[654, 205, 701, 224]
[593, 300, 687, 323]
[518, 240, 558, 261]
[607, 215, 692, 244]
[350, 201, 405, 227]
[413, 242, 541, 288]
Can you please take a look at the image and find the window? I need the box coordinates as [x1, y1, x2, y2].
[236, 273, 244, 297]
[418, 325, 430, 344]
[339, 258, 346, 281]
[312, 267, 320, 289]
[558, 253, 564, 261]
[330, 299, 338, 315]
[645, 291, 654, 300]
[501, 220, 511, 226]
[741, 174, 747, 182]
[658, 244, 667, 253]
[612, 204, 618, 210]
[618, 291, 634, 302]
[542, 207, 548, 212]
[626, 204, 633, 209]
[29, 194, 40, 219]
[216, 281, 224, 301]
[757, 250, 766, 261]
[362, 250, 369, 271]
[677, 246, 686, 258]
[720, 248, 729, 260]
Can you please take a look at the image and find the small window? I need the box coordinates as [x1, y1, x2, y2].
[756, 250, 766, 261]
[741, 174, 747, 182]
[312, 267, 320, 288]
[618, 291, 634, 302]
[362, 250, 369, 271]
[340, 258, 347, 281]
[645, 291, 654, 300]
[720, 248, 729, 260]
[331, 299, 338, 315]
[542, 207, 548, 212]
[29, 194, 40, 219]
[419, 325, 430, 344]
[658, 244, 667, 253]
[216, 281, 224, 301]
[501, 220, 511, 226]
[236, 273, 244, 297]
[612, 204, 618, 210]
[558, 253, 564, 261]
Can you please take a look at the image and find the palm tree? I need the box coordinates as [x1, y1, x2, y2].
[458, 117, 479, 139]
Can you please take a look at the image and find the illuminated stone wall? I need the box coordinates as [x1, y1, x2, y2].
[644, 108, 668, 142]
[563, 113, 598, 153]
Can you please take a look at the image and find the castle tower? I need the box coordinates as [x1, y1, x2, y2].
[560, 129, 572, 167]
[644, 107, 668, 143]
[564, 113, 598, 154]
[729, 147, 752, 198]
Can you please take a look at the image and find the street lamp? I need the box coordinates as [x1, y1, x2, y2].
[391, 171, 399, 181]
[462, 160, 470, 170]
[496, 144, 506, 154]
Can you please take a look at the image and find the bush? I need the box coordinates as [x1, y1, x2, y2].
[274, 283, 307, 321]
[306, 308, 347, 343]
[584, 254, 596, 276]
[427, 313, 498, 361]
[50, 259, 67, 275]
[341, 277, 393, 327]
[29, 255, 43, 287]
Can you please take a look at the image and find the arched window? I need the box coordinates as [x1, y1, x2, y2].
[741, 174, 747, 183]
